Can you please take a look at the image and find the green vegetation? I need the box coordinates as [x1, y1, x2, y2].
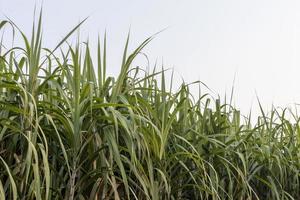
[0, 14, 299, 200]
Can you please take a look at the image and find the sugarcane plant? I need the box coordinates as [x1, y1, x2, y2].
[0, 11, 299, 200]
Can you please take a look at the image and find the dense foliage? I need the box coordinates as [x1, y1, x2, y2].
[0, 15, 299, 200]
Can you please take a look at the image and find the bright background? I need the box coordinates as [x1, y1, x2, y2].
[1, 0, 300, 118]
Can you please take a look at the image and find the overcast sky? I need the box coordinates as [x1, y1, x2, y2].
[1, 0, 300, 117]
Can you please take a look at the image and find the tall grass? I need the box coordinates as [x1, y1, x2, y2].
[0, 13, 299, 200]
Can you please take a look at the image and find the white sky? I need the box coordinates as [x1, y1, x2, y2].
[1, 0, 300, 117]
